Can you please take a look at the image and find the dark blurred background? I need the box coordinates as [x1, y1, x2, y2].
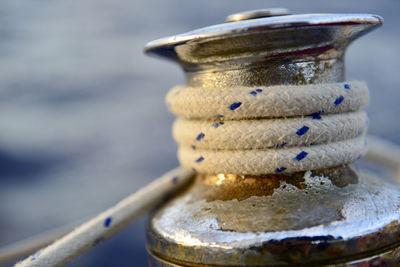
[0, 1, 399, 266]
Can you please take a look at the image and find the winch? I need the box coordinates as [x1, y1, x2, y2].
[145, 8, 400, 266]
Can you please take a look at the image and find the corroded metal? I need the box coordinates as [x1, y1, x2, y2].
[145, 9, 400, 266]
[147, 166, 400, 266]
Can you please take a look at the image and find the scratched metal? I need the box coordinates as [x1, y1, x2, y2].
[145, 10, 400, 266]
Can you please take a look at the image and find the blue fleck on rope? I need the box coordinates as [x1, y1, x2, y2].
[167, 81, 369, 175]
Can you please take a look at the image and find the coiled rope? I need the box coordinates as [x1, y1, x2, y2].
[13, 81, 372, 266]
[167, 81, 369, 175]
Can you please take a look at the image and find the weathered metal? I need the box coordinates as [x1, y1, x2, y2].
[144, 9, 400, 266]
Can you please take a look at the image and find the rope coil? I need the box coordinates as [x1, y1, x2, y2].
[167, 81, 369, 175]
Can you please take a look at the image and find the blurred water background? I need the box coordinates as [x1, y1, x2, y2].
[0, 1, 399, 266]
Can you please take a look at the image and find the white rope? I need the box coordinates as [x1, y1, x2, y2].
[168, 81, 369, 175]
[0, 221, 79, 264]
[179, 136, 367, 175]
[167, 81, 368, 119]
[174, 111, 367, 149]
[14, 167, 194, 267]
[12, 80, 371, 266]
[5, 135, 400, 266]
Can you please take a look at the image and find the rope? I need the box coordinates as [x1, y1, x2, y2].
[168, 81, 369, 175]
[14, 168, 194, 267]
[167, 81, 368, 119]
[13, 81, 370, 266]
[7, 136, 400, 266]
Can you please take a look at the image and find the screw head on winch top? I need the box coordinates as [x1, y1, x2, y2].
[225, 8, 292, 22]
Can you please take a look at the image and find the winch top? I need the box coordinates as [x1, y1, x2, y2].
[145, 11, 382, 67]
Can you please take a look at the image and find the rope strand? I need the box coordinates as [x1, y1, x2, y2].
[168, 81, 369, 175]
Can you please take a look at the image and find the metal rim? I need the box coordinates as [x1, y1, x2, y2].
[145, 13, 383, 56]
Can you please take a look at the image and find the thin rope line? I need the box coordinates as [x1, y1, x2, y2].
[14, 168, 194, 267]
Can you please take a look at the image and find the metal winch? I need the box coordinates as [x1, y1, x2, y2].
[144, 9, 400, 266]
